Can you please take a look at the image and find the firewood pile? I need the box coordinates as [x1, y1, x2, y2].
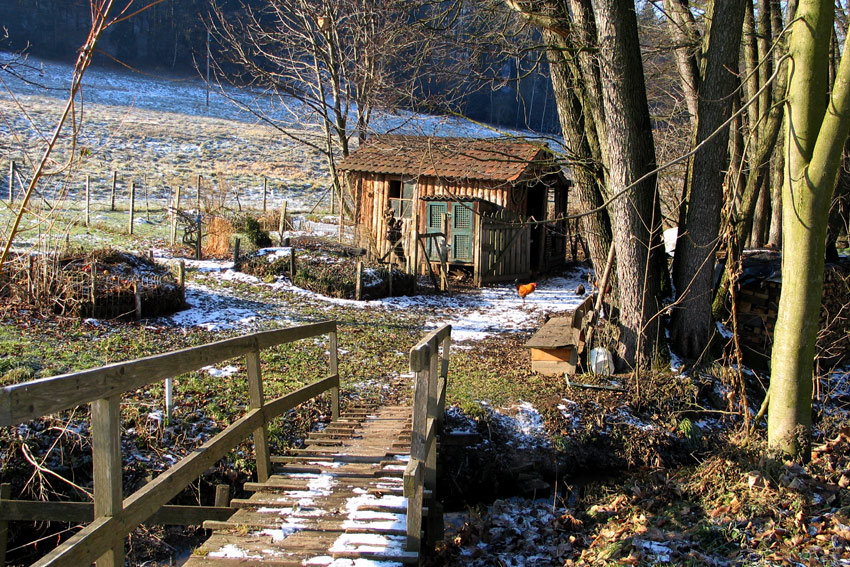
[734, 251, 850, 370]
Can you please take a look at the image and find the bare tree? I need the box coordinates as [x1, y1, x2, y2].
[208, 0, 456, 212]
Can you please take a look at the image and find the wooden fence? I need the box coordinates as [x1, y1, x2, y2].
[475, 210, 531, 286]
[0, 321, 340, 567]
[404, 324, 451, 553]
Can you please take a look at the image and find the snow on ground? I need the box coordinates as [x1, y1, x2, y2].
[156, 254, 591, 341]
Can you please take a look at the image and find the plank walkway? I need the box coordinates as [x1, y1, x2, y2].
[184, 404, 418, 567]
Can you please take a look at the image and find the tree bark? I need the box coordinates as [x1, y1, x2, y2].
[768, 0, 850, 459]
[543, 28, 613, 281]
[662, 0, 701, 123]
[594, 0, 666, 369]
[669, 0, 746, 360]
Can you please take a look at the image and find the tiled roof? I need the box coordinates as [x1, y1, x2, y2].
[337, 135, 556, 182]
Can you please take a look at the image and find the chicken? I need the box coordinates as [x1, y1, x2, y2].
[516, 281, 537, 305]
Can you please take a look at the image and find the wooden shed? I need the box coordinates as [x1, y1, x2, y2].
[338, 135, 571, 285]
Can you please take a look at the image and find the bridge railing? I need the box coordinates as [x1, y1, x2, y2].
[0, 321, 340, 567]
[404, 324, 451, 554]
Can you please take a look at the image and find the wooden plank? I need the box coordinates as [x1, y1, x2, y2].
[530, 347, 575, 362]
[247, 349, 271, 484]
[28, 374, 344, 567]
[0, 321, 337, 427]
[0, 501, 234, 524]
[92, 395, 123, 567]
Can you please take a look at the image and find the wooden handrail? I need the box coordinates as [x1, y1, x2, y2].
[0, 320, 336, 426]
[404, 324, 451, 555]
[0, 321, 340, 567]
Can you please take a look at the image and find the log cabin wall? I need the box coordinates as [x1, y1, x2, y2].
[339, 135, 572, 283]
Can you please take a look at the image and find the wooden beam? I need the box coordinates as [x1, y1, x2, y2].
[0, 501, 234, 525]
[28, 373, 339, 567]
[0, 321, 336, 426]
[246, 348, 271, 484]
[92, 395, 122, 567]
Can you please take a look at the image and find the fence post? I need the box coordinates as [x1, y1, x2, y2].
[388, 266, 393, 298]
[214, 484, 231, 508]
[91, 261, 97, 315]
[233, 237, 241, 265]
[164, 377, 173, 426]
[178, 260, 185, 288]
[110, 171, 117, 211]
[355, 261, 363, 301]
[134, 282, 142, 321]
[289, 248, 296, 277]
[406, 344, 430, 553]
[329, 326, 339, 420]
[246, 348, 271, 483]
[143, 175, 150, 220]
[0, 483, 10, 566]
[85, 174, 91, 228]
[171, 185, 182, 246]
[128, 181, 136, 235]
[279, 200, 287, 244]
[92, 395, 124, 567]
[263, 177, 268, 212]
[440, 213, 449, 292]
[197, 174, 202, 211]
[195, 212, 202, 260]
[8, 161, 14, 203]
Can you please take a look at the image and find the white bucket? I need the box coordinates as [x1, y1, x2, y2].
[588, 347, 615, 376]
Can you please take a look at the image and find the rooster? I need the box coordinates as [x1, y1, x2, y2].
[516, 280, 537, 305]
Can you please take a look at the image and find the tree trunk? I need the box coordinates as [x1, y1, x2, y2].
[662, 0, 701, 123]
[669, 0, 746, 360]
[768, 0, 850, 459]
[594, 0, 665, 369]
[543, 28, 613, 281]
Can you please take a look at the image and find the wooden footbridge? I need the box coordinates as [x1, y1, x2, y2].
[0, 321, 451, 567]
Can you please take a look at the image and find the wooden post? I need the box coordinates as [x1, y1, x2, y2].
[178, 260, 186, 288]
[410, 206, 419, 293]
[27, 255, 34, 302]
[110, 171, 117, 211]
[473, 214, 483, 287]
[233, 238, 241, 265]
[279, 200, 287, 244]
[8, 161, 14, 202]
[92, 395, 124, 567]
[246, 349, 271, 483]
[128, 181, 136, 235]
[440, 213, 449, 292]
[214, 484, 231, 508]
[195, 212, 202, 260]
[170, 185, 182, 246]
[134, 282, 142, 321]
[143, 175, 150, 220]
[355, 261, 363, 301]
[164, 377, 173, 426]
[0, 483, 10, 566]
[263, 177, 268, 212]
[85, 174, 91, 228]
[388, 266, 393, 298]
[329, 329, 339, 420]
[289, 248, 296, 277]
[338, 186, 344, 243]
[91, 261, 97, 315]
[197, 174, 202, 212]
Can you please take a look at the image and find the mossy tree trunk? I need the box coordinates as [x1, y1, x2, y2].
[768, 0, 850, 459]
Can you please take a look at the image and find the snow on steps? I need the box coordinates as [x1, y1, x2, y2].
[184, 404, 419, 566]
